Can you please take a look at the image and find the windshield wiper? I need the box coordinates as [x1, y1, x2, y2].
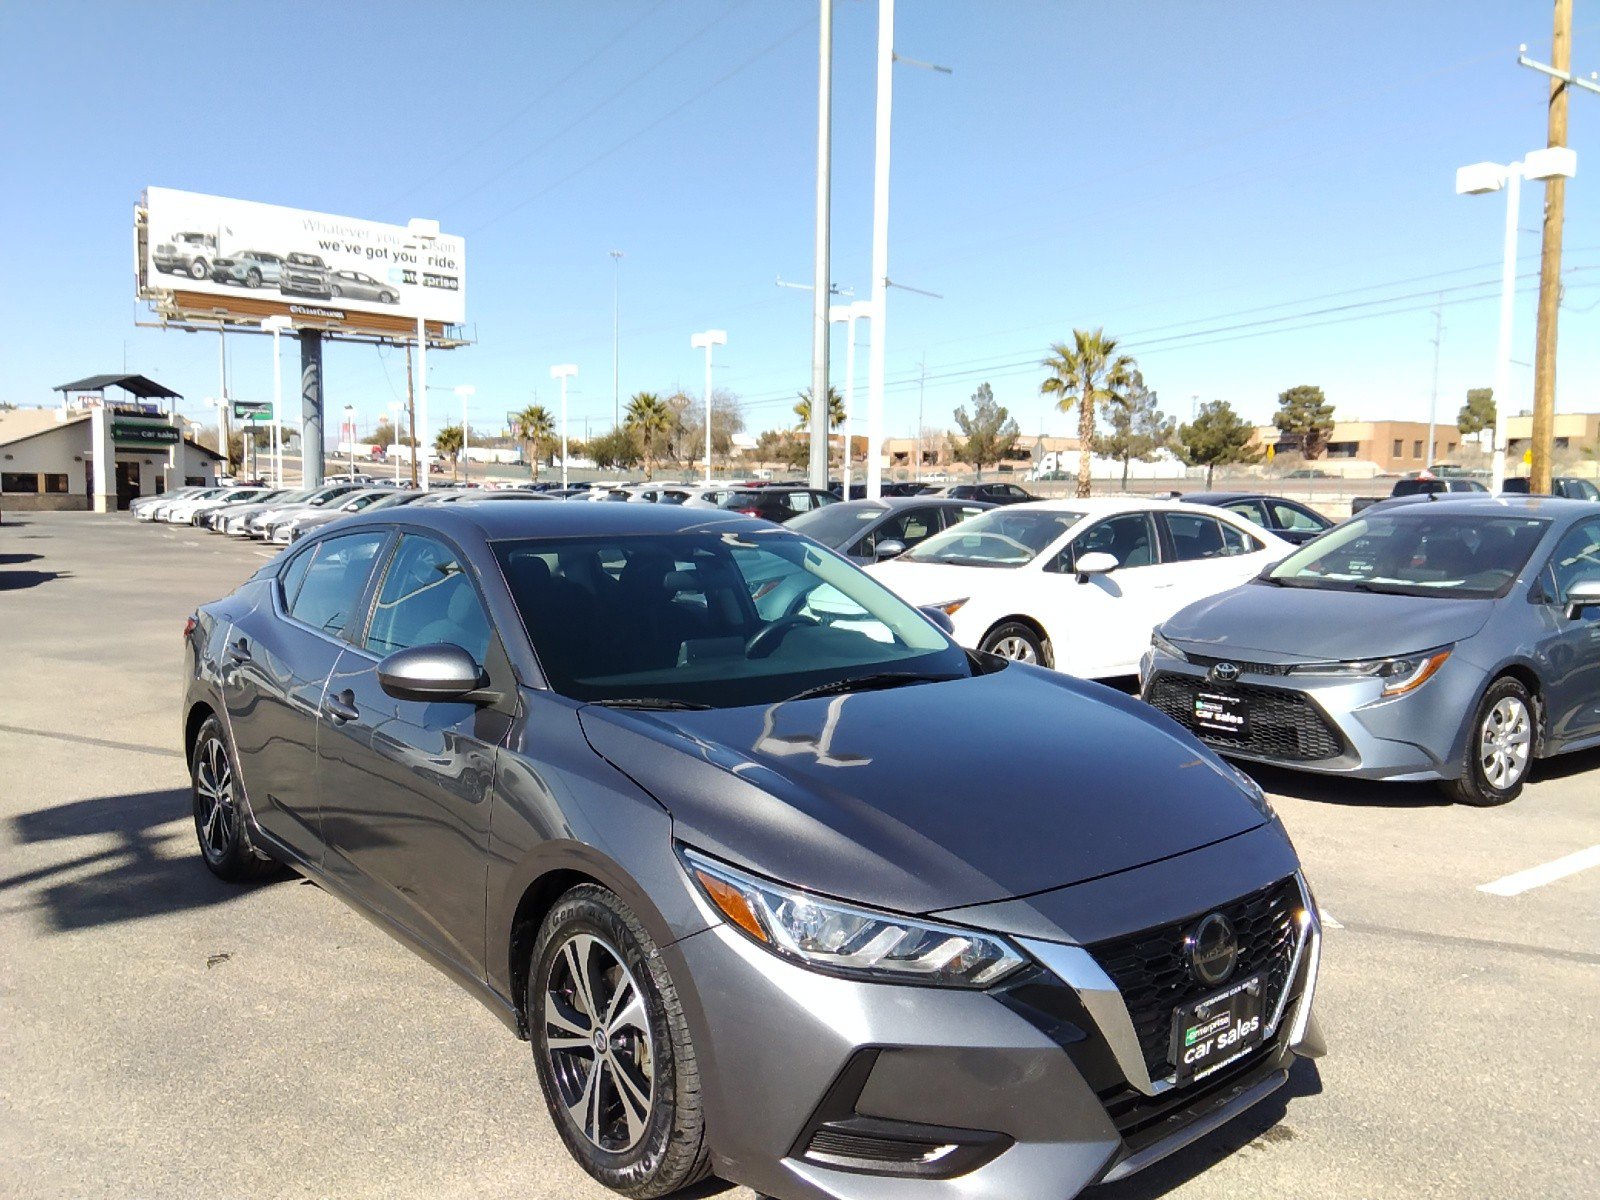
[590, 697, 713, 711]
[782, 672, 962, 703]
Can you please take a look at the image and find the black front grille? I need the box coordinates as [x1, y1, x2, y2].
[1089, 877, 1301, 1083]
[1145, 674, 1345, 762]
[1183, 652, 1290, 677]
[807, 1128, 944, 1165]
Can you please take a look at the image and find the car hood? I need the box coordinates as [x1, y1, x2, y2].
[865, 559, 1025, 605]
[1161, 581, 1497, 661]
[577, 666, 1267, 914]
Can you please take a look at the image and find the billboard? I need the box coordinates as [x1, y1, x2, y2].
[137, 187, 466, 336]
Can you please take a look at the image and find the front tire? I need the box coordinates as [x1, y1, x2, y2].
[529, 885, 710, 1198]
[1442, 677, 1535, 806]
[190, 715, 278, 881]
[980, 620, 1050, 667]
[188, 259, 208, 279]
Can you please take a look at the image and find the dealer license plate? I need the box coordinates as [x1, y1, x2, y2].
[1170, 972, 1265, 1086]
[1194, 691, 1250, 739]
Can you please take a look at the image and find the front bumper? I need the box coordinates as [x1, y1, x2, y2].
[668, 878, 1322, 1200]
[1140, 651, 1479, 781]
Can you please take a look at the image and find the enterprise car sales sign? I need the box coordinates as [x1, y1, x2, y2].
[138, 187, 466, 334]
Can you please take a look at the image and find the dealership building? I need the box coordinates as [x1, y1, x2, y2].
[0, 375, 222, 512]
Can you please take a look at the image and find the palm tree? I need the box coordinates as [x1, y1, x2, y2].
[514, 404, 555, 481]
[793, 385, 846, 433]
[624, 392, 674, 480]
[434, 423, 464, 483]
[1040, 329, 1136, 498]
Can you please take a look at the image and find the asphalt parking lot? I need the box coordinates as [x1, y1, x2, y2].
[2, 510, 1596, 1200]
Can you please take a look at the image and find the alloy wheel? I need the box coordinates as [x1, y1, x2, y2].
[543, 933, 655, 1153]
[990, 635, 1039, 664]
[1479, 696, 1531, 790]
[194, 735, 236, 860]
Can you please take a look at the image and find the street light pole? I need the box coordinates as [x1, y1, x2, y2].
[829, 301, 871, 493]
[455, 384, 475, 486]
[551, 365, 577, 489]
[690, 330, 727, 485]
[388, 401, 403, 483]
[344, 404, 356, 477]
[406, 218, 440, 490]
[808, 0, 833, 492]
[263, 315, 290, 488]
[865, 0, 895, 501]
[610, 250, 623, 430]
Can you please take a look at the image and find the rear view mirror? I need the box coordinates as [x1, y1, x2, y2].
[1565, 579, 1600, 621]
[874, 539, 908, 561]
[1074, 551, 1118, 583]
[378, 644, 488, 702]
[919, 605, 956, 635]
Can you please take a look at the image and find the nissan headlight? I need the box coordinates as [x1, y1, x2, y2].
[681, 847, 1025, 988]
[1150, 628, 1189, 662]
[1288, 646, 1452, 696]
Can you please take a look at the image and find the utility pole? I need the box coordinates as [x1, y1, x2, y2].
[1526, 0, 1581, 494]
[915, 358, 926, 482]
[405, 344, 419, 487]
[1426, 296, 1444, 468]
[808, 0, 833, 491]
[865, 0, 894, 501]
[610, 249, 623, 430]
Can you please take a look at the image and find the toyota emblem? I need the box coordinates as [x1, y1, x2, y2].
[1185, 913, 1239, 986]
[1209, 661, 1241, 684]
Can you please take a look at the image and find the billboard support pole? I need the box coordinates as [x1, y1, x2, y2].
[218, 330, 232, 476]
[406, 344, 419, 487]
[417, 316, 430, 491]
[300, 330, 325, 489]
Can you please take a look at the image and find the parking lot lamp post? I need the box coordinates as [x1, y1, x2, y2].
[551, 365, 578, 489]
[454, 385, 475, 486]
[830, 300, 872, 492]
[343, 405, 356, 477]
[1455, 148, 1577, 492]
[263, 315, 291, 487]
[407, 218, 440, 490]
[388, 402, 403, 482]
[691, 330, 727, 484]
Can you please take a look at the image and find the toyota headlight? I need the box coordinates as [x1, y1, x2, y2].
[680, 847, 1025, 988]
[1287, 646, 1452, 696]
[1150, 628, 1189, 661]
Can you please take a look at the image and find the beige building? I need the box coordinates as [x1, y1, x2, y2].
[0, 404, 221, 512]
[1255, 411, 1599, 475]
[880, 433, 1079, 477]
[1504, 411, 1600, 463]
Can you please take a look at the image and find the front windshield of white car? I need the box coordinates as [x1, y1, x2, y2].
[900, 508, 1083, 568]
[1267, 512, 1547, 599]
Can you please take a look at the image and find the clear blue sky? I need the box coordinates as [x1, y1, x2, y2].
[1, 1, 1595, 444]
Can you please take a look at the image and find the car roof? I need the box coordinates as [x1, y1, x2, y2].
[822, 496, 997, 514]
[1363, 494, 1595, 516]
[332, 498, 774, 541]
[1007, 495, 1194, 515]
[1181, 491, 1260, 504]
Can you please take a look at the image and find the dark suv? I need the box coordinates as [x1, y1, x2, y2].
[941, 481, 1036, 505]
[720, 486, 839, 522]
[1502, 476, 1600, 501]
[280, 252, 332, 299]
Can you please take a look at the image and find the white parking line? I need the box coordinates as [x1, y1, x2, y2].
[1478, 846, 1600, 897]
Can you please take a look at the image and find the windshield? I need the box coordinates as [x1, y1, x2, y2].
[901, 507, 1083, 567]
[788, 503, 887, 545]
[494, 529, 969, 707]
[1267, 512, 1548, 598]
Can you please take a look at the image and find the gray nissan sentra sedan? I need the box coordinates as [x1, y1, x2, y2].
[1142, 496, 1600, 806]
[183, 501, 1324, 1200]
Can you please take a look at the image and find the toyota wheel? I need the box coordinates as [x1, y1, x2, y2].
[1443, 677, 1535, 806]
[530, 885, 710, 1197]
[980, 620, 1050, 667]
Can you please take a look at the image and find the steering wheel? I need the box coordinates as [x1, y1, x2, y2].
[745, 614, 819, 659]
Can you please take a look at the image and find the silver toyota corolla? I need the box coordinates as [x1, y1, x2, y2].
[1142, 496, 1600, 805]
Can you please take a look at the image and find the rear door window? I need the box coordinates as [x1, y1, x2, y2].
[285, 531, 388, 639]
[1161, 512, 1232, 561]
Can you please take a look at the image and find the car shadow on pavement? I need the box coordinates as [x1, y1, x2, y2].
[1531, 744, 1600, 783]
[2, 788, 285, 933]
[1089, 1057, 1324, 1199]
[0, 552, 43, 565]
[1237, 763, 1451, 808]
[0, 568, 72, 591]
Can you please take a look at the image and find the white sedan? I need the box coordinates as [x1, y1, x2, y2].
[866, 496, 1292, 678]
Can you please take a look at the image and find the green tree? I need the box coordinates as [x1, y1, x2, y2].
[949, 383, 1021, 481]
[586, 426, 641, 470]
[1040, 329, 1136, 498]
[1179, 400, 1262, 488]
[1458, 387, 1495, 437]
[1102, 370, 1176, 490]
[513, 404, 555, 480]
[1272, 384, 1335, 459]
[794, 386, 846, 432]
[434, 423, 464, 483]
[624, 392, 674, 479]
[756, 428, 810, 470]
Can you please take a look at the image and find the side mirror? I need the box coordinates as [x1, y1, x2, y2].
[1075, 550, 1119, 583]
[875, 538, 909, 561]
[377, 644, 490, 702]
[919, 605, 956, 635]
[1564, 579, 1600, 621]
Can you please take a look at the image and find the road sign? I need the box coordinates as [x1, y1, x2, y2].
[232, 401, 273, 423]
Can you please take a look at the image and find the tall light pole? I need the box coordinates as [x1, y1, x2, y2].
[865, 0, 894, 501]
[263, 315, 291, 487]
[388, 401, 403, 483]
[610, 249, 624, 430]
[454, 384, 475, 485]
[691, 330, 727, 485]
[551, 364, 577, 488]
[407, 218, 440, 490]
[808, 0, 833, 491]
[1456, 148, 1576, 492]
[343, 404, 356, 477]
[830, 300, 872, 493]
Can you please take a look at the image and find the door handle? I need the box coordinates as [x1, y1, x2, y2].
[323, 690, 360, 723]
[226, 636, 252, 662]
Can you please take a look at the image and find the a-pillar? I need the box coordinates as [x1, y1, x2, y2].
[89, 404, 117, 513]
[300, 330, 324, 489]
